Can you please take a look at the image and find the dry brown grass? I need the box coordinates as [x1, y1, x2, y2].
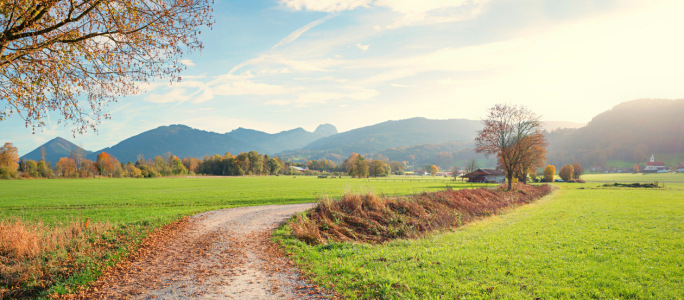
[290, 184, 553, 245]
[0, 218, 110, 299]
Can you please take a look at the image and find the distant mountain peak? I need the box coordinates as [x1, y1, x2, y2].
[314, 124, 337, 137]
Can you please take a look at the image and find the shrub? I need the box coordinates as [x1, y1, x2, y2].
[0, 166, 19, 180]
[559, 164, 574, 181]
[289, 184, 553, 245]
[543, 165, 556, 182]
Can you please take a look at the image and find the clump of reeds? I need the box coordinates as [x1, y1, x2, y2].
[0, 217, 110, 299]
[290, 183, 553, 245]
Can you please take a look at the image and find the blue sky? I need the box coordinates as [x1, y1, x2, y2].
[3, 0, 684, 155]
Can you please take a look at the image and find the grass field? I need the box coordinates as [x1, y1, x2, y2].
[275, 183, 684, 299]
[0, 176, 479, 225]
[1, 176, 487, 298]
[582, 172, 684, 183]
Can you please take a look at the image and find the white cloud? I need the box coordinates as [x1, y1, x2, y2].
[390, 83, 412, 87]
[374, 0, 490, 29]
[295, 87, 378, 104]
[265, 100, 292, 106]
[179, 59, 196, 67]
[281, 0, 372, 12]
[273, 15, 334, 49]
[356, 43, 369, 52]
[229, 54, 332, 74]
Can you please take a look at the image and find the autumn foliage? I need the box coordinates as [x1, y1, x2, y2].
[0, 0, 214, 134]
[289, 184, 553, 245]
[543, 165, 556, 182]
[475, 104, 548, 189]
[559, 164, 574, 181]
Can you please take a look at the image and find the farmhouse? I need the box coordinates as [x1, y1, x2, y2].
[644, 154, 667, 172]
[464, 168, 506, 183]
[678, 162, 684, 172]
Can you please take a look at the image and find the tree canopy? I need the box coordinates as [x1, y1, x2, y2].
[0, 0, 213, 134]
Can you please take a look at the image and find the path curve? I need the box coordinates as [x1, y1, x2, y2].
[79, 204, 332, 299]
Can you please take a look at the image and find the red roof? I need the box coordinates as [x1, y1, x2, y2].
[647, 162, 665, 166]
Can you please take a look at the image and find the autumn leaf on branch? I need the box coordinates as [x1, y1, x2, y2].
[0, 0, 214, 134]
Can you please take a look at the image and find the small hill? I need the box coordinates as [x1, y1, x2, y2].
[20, 137, 92, 164]
[88, 125, 262, 163]
[300, 117, 483, 156]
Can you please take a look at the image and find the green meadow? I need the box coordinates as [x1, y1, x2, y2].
[275, 181, 684, 299]
[0, 176, 480, 225]
[582, 172, 684, 183]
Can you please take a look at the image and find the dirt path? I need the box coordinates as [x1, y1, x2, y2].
[79, 204, 333, 300]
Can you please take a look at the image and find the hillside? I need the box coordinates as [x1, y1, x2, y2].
[87, 125, 261, 163]
[545, 98, 684, 168]
[300, 118, 483, 155]
[226, 124, 337, 153]
[20, 137, 91, 164]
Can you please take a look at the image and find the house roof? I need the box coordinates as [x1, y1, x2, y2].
[466, 168, 505, 177]
[647, 162, 665, 166]
[289, 166, 307, 171]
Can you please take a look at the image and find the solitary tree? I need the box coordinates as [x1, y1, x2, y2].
[559, 164, 574, 181]
[572, 162, 583, 179]
[633, 163, 640, 173]
[430, 165, 439, 176]
[543, 165, 556, 182]
[475, 104, 548, 190]
[1, 0, 214, 134]
[0, 142, 19, 170]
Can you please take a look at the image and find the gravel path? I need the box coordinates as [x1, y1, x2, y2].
[79, 204, 333, 300]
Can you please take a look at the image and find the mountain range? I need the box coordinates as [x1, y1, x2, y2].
[20, 99, 681, 169]
[18, 117, 585, 166]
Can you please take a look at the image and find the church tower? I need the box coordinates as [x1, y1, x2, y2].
[650, 154, 655, 163]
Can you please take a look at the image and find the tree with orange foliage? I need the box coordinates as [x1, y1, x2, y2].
[634, 163, 640, 173]
[430, 165, 439, 176]
[55, 157, 77, 177]
[96, 152, 118, 176]
[559, 164, 574, 181]
[475, 104, 548, 190]
[0, 142, 19, 170]
[0, 0, 214, 134]
[543, 165, 556, 182]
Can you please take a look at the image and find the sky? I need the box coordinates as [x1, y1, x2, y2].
[3, 0, 684, 155]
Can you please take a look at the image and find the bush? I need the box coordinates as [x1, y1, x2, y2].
[289, 184, 553, 245]
[0, 166, 19, 180]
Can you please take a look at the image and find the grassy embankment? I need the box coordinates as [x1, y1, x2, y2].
[0, 176, 484, 298]
[275, 176, 684, 299]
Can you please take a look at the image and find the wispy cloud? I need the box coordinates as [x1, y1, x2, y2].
[281, 0, 372, 12]
[273, 15, 335, 49]
[356, 43, 369, 52]
[180, 59, 196, 67]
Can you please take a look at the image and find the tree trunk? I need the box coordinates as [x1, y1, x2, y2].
[507, 174, 513, 190]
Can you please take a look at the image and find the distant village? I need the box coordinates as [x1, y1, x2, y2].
[590, 155, 684, 174]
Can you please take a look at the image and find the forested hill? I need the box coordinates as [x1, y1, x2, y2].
[301, 118, 483, 155]
[87, 125, 260, 163]
[546, 98, 684, 168]
[20, 137, 91, 163]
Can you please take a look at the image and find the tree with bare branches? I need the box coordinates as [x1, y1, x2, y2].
[1, 0, 213, 134]
[475, 104, 548, 190]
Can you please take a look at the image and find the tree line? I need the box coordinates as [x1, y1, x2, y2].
[0, 142, 410, 179]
